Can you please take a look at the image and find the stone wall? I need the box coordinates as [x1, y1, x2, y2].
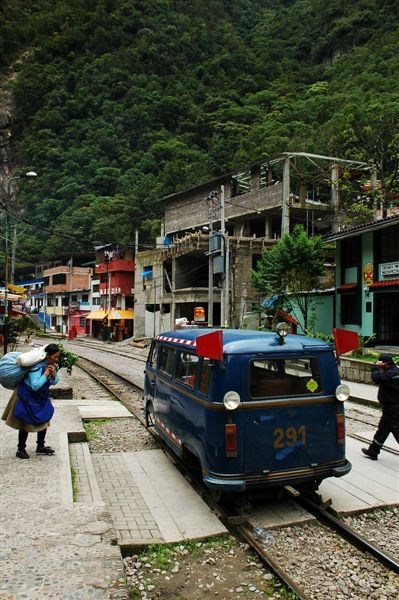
[338, 356, 374, 383]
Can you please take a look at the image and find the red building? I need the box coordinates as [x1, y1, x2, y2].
[87, 244, 135, 340]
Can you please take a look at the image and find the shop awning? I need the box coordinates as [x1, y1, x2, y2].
[368, 279, 399, 289]
[337, 283, 358, 292]
[108, 310, 134, 320]
[86, 310, 108, 320]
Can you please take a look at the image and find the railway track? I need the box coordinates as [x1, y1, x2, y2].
[76, 356, 399, 599]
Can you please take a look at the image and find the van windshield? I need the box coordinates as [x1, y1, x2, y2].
[249, 357, 322, 399]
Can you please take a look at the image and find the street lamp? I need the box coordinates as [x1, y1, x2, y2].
[2, 171, 38, 354]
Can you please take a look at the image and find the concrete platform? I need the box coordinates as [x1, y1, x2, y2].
[319, 436, 399, 515]
[250, 499, 315, 529]
[0, 390, 127, 600]
[56, 398, 132, 419]
[88, 449, 227, 548]
[342, 379, 379, 405]
[124, 449, 227, 543]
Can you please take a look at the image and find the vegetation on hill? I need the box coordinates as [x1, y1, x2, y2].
[0, 0, 398, 263]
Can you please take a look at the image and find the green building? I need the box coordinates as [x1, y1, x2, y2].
[324, 215, 399, 345]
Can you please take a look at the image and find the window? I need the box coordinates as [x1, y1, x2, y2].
[375, 223, 399, 263]
[62, 297, 69, 307]
[79, 317, 85, 328]
[81, 295, 89, 302]
[47, 297, 54, 307]
[159, 346, 175, 377]
[341, 237, 361, 278]
[71, 295, 77, 301]
[148, 342, 158, 369]
[199, 358, 211, 396]
[92, 297, 101, 305]
[176, 352, 199, 388]
[341, 293, 360, 325]
[249, 358, 322, 399]
[93, 284, 99, 293]
[52, 273, 67, 285]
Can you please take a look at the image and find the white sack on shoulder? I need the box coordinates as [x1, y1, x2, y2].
[17, 346, 46, 367]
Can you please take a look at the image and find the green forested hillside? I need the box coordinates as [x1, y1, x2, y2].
[1, 0, 398, 262]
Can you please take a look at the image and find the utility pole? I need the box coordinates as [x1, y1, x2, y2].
[3, 210, 9, 354]
[207, 215, 214, 327]
[10, 225, 17, 284]
[1, 171, 37, 354]
[224, 235, 230, 328]
[281, 156, 290, 236]
[153, 278, 157, 336]
[134, 229, 139, 257]
[220, 184, 226, 327]
[331, 163, 340, 233]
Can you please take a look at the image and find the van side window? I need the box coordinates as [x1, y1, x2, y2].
[250, 357, 322, 399]
[159, 346, 176, 377]
[148, 342, 158, 369]
[199, 358, 211, 396]
[176, 351, 199, 388]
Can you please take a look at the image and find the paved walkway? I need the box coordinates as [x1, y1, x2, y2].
[342, 379, 379, 405]
[0, 389, 127, 600]
[1, 340, 396, 599]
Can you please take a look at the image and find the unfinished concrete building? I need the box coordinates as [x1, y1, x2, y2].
[134, 152, 373, 337]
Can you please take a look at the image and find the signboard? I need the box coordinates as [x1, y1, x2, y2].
[379, 261, 399, 279]
[362, 263, 374, 286]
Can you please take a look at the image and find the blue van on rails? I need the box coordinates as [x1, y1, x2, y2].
[143, 327, 352, 494]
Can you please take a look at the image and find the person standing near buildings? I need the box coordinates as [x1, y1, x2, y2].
[362, 353, 399, 460]
[2, 344, 60, 459]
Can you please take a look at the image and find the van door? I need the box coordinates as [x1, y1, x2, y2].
[154, 344, 177, 434]
[243, 355, 338, 474]
[144, 342, 158, 424]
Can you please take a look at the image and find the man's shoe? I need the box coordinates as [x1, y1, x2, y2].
[16, 449, 30, 459]
[36, 446, 55, 455]
[362, 448, 378, 461]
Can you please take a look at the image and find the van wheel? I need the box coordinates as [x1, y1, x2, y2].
[182, 446, 202, 473]
[146, 403, 155, 428]
[209, 488, 223, 502]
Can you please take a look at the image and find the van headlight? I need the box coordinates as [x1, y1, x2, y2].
[223, 391, 241, 411]
[335, 384, 350, 402]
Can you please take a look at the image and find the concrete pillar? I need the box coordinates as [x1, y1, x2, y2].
[370, 166, 383, 218]
[299, 180, 307, 205]
[171, 257, 176, 328]
[265, 215, 272, 239]
[251, 165, 260, 191]
[281, 157, 290, 236]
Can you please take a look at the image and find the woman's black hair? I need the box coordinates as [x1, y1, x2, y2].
[45, 343, 60, 356]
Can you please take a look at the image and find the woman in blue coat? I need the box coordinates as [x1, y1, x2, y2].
[2, 344, 60, 459]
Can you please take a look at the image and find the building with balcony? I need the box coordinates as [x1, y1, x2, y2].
[134, 152, 369, 337]
[86, 244, 135, 340]
[43, 262, 93, 335]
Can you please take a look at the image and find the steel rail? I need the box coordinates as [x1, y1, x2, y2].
[76, 356, 310, 599]
[236, 524, 310, 600]
[294, 495, 399, 574]
[76, 355, 399, 582]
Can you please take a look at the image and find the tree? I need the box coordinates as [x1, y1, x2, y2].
[251, 225, 325, 331]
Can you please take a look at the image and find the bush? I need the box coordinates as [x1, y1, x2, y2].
[57, 344, 78, 374]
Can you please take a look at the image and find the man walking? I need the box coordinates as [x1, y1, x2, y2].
[362, 353, 399, 460]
